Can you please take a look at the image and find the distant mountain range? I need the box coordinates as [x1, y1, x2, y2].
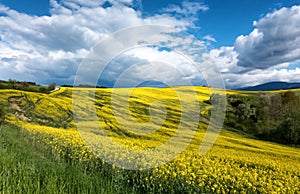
[238, 81, 300, 91]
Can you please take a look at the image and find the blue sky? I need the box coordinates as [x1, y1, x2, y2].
[0, 0, 300, 88]
[1, 0, 298, 47]
[141, 0, 300, 47]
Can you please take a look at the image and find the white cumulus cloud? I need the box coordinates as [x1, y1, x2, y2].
[0, 0, 203, 85]
[208, 5, 300, 88]
[235, 5, 300, 69]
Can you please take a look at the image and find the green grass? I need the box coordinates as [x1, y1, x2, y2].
[0, 125, 117, 194]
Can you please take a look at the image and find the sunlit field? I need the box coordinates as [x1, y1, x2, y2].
[1, 87, 300, 193]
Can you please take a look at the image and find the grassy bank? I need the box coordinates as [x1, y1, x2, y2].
[0, 125, 115, 194]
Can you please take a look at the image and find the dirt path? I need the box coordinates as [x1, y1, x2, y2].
[49, 87, 60, 93]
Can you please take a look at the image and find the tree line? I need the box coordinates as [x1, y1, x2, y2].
[208, 91, 300, 145]
[0, 79, 56, 93]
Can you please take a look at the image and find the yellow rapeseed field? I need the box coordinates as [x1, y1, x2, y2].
[0, 87, 299, 193]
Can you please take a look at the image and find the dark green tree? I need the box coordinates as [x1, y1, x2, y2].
[8, 78, 17, 89]
[48, 82, 56, 91]
[276, 95, 300, 144]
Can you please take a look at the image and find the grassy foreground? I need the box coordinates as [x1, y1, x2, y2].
[0, 125, 116, 194]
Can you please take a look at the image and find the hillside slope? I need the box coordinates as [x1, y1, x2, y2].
[0, 87, 300, 193]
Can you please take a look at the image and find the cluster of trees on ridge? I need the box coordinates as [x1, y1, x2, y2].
[61, 84, 107, 88]
[0, 79, 56, 93]
[208, 91, 300, 145]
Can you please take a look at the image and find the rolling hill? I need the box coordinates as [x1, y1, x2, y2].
[0, 87, 299, 193]
[238, 81, 300, 91]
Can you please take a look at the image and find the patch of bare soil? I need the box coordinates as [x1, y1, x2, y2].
[8, 97, 31, 121]
[14, 112, 30, 121]
[8, 97, 22, 103]
[10, 103, 22, 112]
